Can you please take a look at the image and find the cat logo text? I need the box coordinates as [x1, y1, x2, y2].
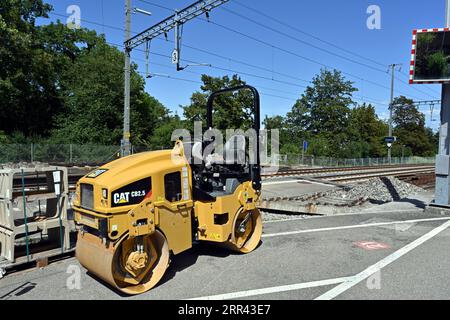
[113, 192, 130, 204]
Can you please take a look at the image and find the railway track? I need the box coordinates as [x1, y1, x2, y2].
[11, 164, 436, 192]
[262, 164, 434, 178]
[262, 164, 435, 187]
[319, 167, 435, 183]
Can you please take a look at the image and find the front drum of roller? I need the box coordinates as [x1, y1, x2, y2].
[76, 230, 170, 295]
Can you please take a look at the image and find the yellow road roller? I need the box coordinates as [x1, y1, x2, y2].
[73, 85, 263, 294]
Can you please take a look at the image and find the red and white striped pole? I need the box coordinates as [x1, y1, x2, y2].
[434, 0, 450, 206]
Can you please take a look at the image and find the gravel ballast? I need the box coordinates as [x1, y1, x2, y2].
[325, 176, 425, 203]
[261, 177, 426, 221]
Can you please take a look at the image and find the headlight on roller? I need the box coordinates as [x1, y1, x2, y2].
[102, 188, 108, 200]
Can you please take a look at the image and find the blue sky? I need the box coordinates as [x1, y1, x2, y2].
[41, 0, 445, 131]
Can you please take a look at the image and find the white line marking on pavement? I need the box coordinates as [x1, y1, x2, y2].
[262, 217, 450, 238]
[187, 276, 353, 300]
[188, 218, 450, 300]
[263, 209, 424, 224]
[264, 217, 308, 223]
[315, 220, 450, 300]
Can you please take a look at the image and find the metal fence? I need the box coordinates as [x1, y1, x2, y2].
[0, 144, 436, 167]
[0, 144, 125, 165]
[275, 154, 436, 167]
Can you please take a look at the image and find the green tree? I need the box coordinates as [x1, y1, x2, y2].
[0, 131, 8, 144]
[286, 69, 358, 157]
[1, 1, 176, 149]
[183, 74, 254, 131]
[51, 38, 170, 146]
[263, 115, 284, 131]
[149, 113, 184, 149]
[285, 99, 308, 149]
[0, 0, 59, 136]
[391, 96, 436, 156]
[349, 103, 387, 157]
[263, 115, 299, 154]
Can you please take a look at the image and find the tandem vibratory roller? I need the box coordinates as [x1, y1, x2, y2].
[73, 85, 263, 294]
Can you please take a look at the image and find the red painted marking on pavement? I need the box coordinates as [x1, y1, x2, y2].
[354, 241, 391, 250]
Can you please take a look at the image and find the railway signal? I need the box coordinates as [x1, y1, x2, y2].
[384, 136, 396, 149]
[410, 0, 450, 207]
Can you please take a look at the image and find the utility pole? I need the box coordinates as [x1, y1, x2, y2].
[433, 0, 450, 206]
[388, 63, 401, 164]
[122, 0, 132, 157]
[120, 0, 229, 157]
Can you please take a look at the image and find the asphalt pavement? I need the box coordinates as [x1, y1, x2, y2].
[1, 208, 449, 300]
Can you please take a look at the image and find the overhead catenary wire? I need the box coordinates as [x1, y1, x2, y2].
[108, 40, 309, 89]
[141, 0, 403, 80]
[398, 69, 441, 96]
[203, 18, 425, 99]
[134, 70, 297, 101]
[218, 6, 438, 100]
[221, 6, 388, 75]
[117, 45, 372, 104]
[138, 0, 436, 100]
[48, 12, 397, 108]
[135, 43, 403, 108]
[140, 57, 391, 106]
[52, 10, 424, 100]
[134, 60, 301, 97]
[133, 57, 390, 106]
[110, 37, 398, 107]
[139, 70, 392, 108]
[231, 0, 441, 98]
[50, 11, 311, 89]
[49, 11, 420, 110]
[232, 0, 388, 69]
[93, 39, 300, 100]
[50, 12, 311, 85]
[138, 0, 173, 12]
